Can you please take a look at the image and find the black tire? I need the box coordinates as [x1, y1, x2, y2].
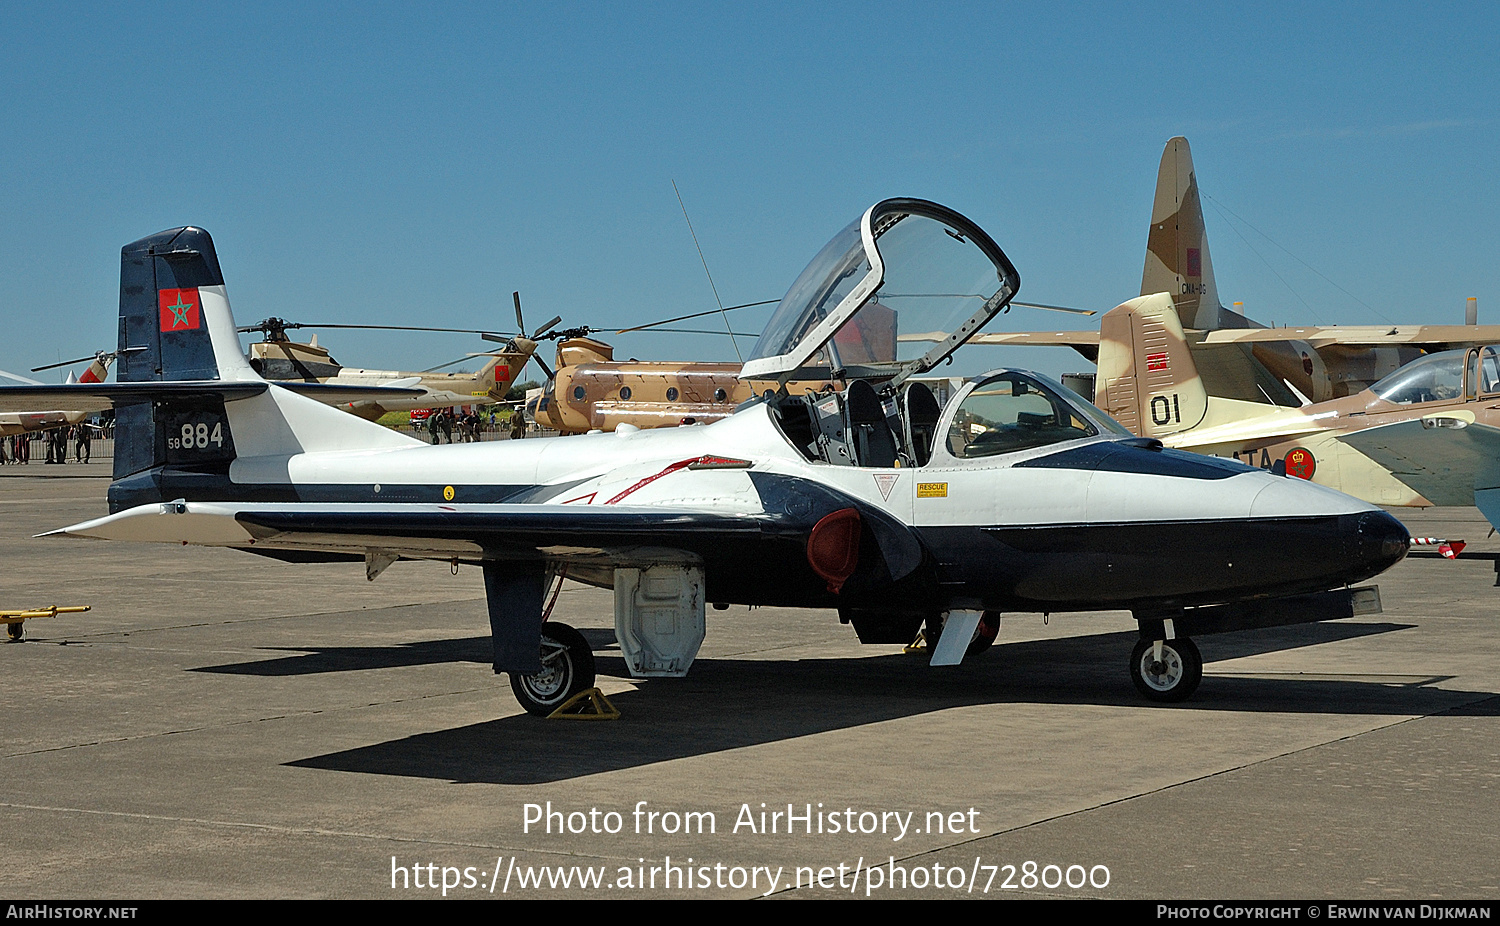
[510, 622, 596, 717]
[968, 611, 1000, 656]
[926, 611, 1000, 658]
[5, 622, 23, 642]
[1129, 636, 1202, 702]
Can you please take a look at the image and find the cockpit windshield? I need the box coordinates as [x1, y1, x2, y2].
[741, 199, 1019, 385]
[945, 372, 1126, 459]
[1370, 349, 1466, 405]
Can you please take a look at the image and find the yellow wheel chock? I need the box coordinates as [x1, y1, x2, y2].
[2, 605, 91, 642]
[904, 629, 929, 654]
[546, 688, 620, 720]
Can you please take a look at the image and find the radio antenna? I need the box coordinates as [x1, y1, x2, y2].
[672, 180, 742, 362]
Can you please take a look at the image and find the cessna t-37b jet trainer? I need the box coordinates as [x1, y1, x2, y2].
[0, 200, 1409, 711]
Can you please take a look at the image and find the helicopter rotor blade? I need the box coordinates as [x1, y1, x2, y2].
[529, 354, 556, 382]
[531, 316, 563, 339]
[615, 298, 777, 335]
[513, 291, 525, 334]
[281, 323, 520, 337]
[32, 354, 104, 372]
[630, 327, 757, 337]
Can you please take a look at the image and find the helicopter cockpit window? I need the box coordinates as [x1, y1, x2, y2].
[1370, 349, 1467, 405]
[946, 373, 1098, 459]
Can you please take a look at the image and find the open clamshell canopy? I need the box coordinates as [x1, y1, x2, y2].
[739, 198, 1020, 387]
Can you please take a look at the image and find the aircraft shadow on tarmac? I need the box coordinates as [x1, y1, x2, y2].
[192, 636, 494, 676]
[275, 621, 1496, 786]
[197, 622, 1395, 680]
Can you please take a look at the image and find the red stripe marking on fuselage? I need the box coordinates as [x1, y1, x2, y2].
[605, 457, 702, 505]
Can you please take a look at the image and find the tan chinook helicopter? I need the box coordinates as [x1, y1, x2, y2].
[529, 306, 848, 434]
[530, 300, 1092, 434]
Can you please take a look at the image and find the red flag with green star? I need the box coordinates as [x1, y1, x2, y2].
[159, 288, 201, 332]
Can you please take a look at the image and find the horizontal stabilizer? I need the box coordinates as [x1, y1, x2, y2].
[1199, 324, 1500, 350]
[969, 330, 1100, 347]
[0, 381, 266, 414]
[0, 381, 421, 414]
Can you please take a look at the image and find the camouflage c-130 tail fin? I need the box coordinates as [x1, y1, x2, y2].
[1095, 292, 1208, 439]
[1142, 136, 1222, 331]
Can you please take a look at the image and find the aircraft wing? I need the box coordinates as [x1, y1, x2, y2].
[1339, 415, 1500, 507]
[0, 381, 423, 414]
[968, 331, 1100, 347]
[1167, 412, 1334, 451]
[1198, 324, 1500, 350]
[899, 330, 1100, 364]
[46, 488, 926, 586]
[46, 501, 771, 557]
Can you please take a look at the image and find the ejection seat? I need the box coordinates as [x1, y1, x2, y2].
[845, 380, 898, 468]
[900, 381, 941, 466]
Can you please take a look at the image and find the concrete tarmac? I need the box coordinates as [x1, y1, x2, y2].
[1, 465, 1496, 899]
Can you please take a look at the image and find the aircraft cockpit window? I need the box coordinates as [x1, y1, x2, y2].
[751, 219, 870, 369]
[1370, 350, 1467, 405]
[741, 199, 1019, 386]
[946, 374, 1098, 459]
[1480, 347, 1500, 395]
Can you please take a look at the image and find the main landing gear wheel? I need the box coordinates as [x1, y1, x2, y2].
[511, 622, 596, 717]
[1129, 636, 1202, 703]
[968, 611, 1000, 656]
[6, 622, 23, 642]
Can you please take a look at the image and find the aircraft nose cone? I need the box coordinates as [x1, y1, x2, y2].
[1356, 509, 1410, 572]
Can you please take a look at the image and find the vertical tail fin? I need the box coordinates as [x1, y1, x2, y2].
[117, 227, 259, 386]
[1095, 292, 1208, 438]
[114, 228, 261, 485]
[1141, 137, 1222, 330]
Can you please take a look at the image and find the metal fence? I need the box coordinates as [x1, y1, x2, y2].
[0, 426, 565, 466]
[0, 432, 112, 464]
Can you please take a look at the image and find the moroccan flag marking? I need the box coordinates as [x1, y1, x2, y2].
[159, 288, 201, 331]
[1284, 447, 1316, 480]
[1145, 351, 1169, 372]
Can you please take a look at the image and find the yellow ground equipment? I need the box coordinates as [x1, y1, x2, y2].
[2, 605, 90, 642]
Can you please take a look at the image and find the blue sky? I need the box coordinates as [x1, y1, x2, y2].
[3, 2, 1496, 381]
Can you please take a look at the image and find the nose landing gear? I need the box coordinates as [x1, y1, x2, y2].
[1129, 636, 1202, 702]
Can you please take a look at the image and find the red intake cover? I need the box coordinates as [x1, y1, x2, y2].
[807, 508, 862, 593]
